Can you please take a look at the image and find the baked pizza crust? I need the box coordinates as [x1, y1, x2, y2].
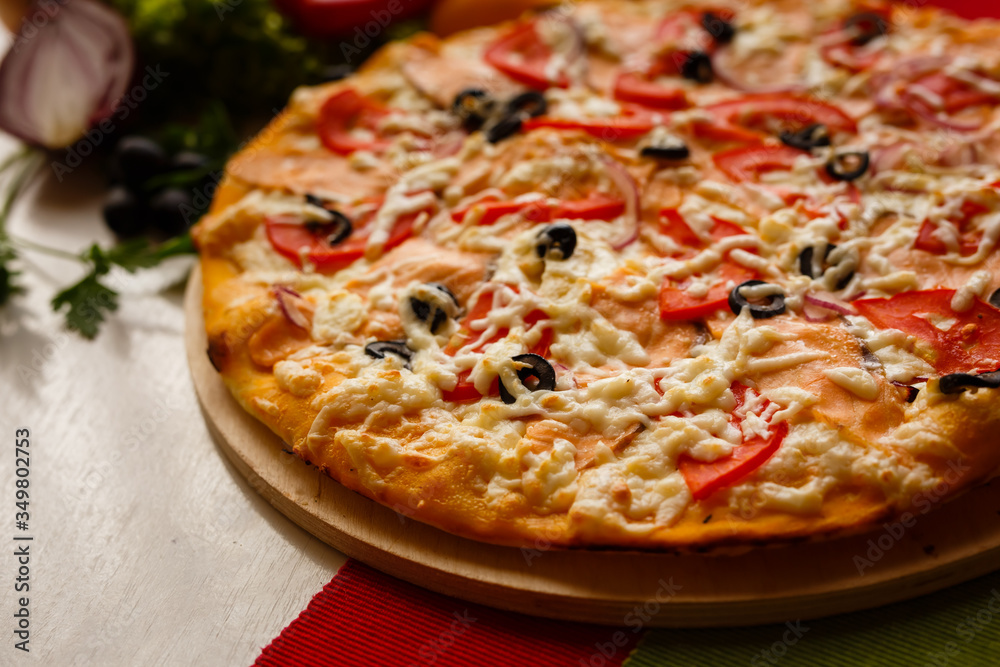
[194, 0, 1000, 551]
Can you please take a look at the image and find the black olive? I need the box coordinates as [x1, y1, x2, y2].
[319, 64, 354, 83]
[640, 143, 691, 161]
[702, 11, 735, 43]
[498, 353, 557, 404]
[680, 51, 713, 84]
[364, 340, 413, 368]
[305, 210, 353, 246]
[103, 186, 147, 238]
[536, 223, 577, 261]
[453, 88, 496, 129]
[149, 188, 195, 235]
[408, 283, 459, 333]
[938, 370, 1000, 395]
[825, 151, 870, 182]
[728, 280, 787, 319]
[844, 12, 888, 46]
[505, 91, 548, 118]
[171, 151, 211, 172]
[798, 243, 853, 290]
[779, 124, 830, 152]
[112, 136, 168, 193]
[988, 287, 1000, 310]
[485, 114, 524, 144]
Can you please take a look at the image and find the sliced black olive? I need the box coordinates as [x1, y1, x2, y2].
[364, 340, 413, 368]
[408, 283, 459, 334]
[825, 151, 870, 182]
[485, 114, 523, 144]
[305, 193, 327, 209]
[890, 381, 919, 403]
[844, 12, 888, 46]
[505, 90, 548, 118]
[988, 287, 1000, 310]
[680, 51, 713, 84]
[798, 242, 854, 290]
[536, 223, 577, 261]
[453, 88, 496, 129]
[780, 124, 830, 152]
[112, 135, 168, 192]
[728, 280, 787, 319]
[640, 143, 690, 161]
[305, 210, 353, 246]
[498, 353, 557, 404]
[702, 11, 735, 43]
[939, 370, 1000, 394]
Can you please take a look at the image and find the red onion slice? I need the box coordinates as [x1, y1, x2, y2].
[274, 286, 310, 330]
[600, 156, 641, 250]
[0, 0, 134, 149]
[710, 46, 806, 95]
[804, 293, 857, 316]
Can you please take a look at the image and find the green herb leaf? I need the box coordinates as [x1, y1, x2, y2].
[0, 243, 25, 307]
[50, 271, 120, 340]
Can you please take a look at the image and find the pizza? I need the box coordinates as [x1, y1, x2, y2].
[193, 0, 1000, 551]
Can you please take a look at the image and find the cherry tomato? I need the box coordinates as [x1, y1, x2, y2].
[316, 88, 391, 155]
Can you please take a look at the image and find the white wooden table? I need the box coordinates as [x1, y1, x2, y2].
[0, 129, 347, 666]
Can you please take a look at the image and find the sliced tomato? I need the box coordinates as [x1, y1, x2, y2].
[659, 260, 758, 320]
[316, 88, 392, 155]
[553, 195, 625, 220]
[678, 382, 789, 500]
[658, 208, 748, 252]
[452, 195, 625, 225]
[612, 71, 689, 110]
[442, 370, 496, 402]
[914, 220, 982, 257]
[854, 289, 1000, 374]
[265, 209, 418, 273]
[713, 145, 810, 182]
[706, 93, 857, 137]
[690, 118, 764, 145]
[483, 20, 568, 90]
[522, 114, 657, 141]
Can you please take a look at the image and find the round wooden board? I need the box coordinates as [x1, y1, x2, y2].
[185, 266, 1000, 627]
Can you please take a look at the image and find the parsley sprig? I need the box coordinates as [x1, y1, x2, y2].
[0, 150, 196, 339]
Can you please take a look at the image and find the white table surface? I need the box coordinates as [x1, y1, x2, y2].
[0, 127, 348, 666]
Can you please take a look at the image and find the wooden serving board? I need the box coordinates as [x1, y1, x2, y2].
[185, 267, 1000, 627]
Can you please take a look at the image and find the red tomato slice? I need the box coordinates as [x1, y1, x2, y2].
[442, 370, 496, 402]
[265, 209, 417, 273]
[612, 71, 690, 110]
[659, 260, 758, 320]
[552, 195, 625, 220]
[854, 290, 1000, 374]
[914, 220, 982, 257]
[522, 114, 657, 141]
[678, 382, 789, 500]
[713, 145, 809, 182]
[316, 88, 392, 155]
[706, 93, 857, 136]
[658, 209, 748, 252]
[483, 21, 568, 90]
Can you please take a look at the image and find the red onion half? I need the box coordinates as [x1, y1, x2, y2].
[600, 156, 641, 250]
[0, 0, 134, 149]
[274, 286, 310, 330]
